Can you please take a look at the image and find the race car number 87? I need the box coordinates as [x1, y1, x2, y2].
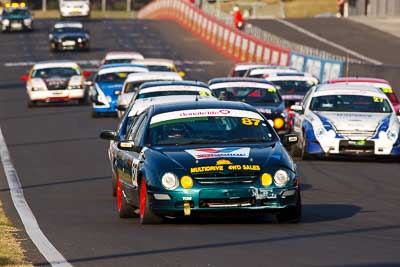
[242, 118, 260, 126]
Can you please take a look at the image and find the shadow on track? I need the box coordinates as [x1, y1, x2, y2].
[33, 223, 400, 266]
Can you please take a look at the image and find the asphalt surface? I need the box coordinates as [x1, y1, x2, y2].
[249, 18, 400, 65]
[1, 19, 400, 267]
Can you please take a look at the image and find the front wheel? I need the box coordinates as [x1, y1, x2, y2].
[116, 179, 136, 218]
[301, 132, 312, 160]
[27, 100, 37, 108]
[276, 191, 302, 223]
[139, 180, 162, 225]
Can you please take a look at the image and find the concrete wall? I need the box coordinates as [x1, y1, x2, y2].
[348, 0, 400, 16]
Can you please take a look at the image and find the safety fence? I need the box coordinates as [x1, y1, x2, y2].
[138, 0, 344, 81]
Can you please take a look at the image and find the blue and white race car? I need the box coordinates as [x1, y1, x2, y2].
[291, 84, 400, 159]
[91, 63, 148, 117]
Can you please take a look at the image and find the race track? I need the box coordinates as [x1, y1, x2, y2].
[1, 19, 400, 267]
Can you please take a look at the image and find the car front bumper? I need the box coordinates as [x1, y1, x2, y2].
[147, 186, 299, 217]
[29, 89, 85, 102]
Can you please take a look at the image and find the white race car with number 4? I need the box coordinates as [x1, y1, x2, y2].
[291, 84, 400, 159]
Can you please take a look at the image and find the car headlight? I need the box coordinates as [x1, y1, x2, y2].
[3, 19, 10, 26]
[161, 172, 179, 190]
[273, 117, 285, 130]
[274, 170, 290, 187]
[23, 18, 32, 25]
[387, 129, 399, 141]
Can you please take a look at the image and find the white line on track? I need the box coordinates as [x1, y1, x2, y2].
[0, 128, 73, 267]
[276, 19, 383, 65]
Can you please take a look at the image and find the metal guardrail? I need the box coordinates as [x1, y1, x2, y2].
[202, 2, 361, 64]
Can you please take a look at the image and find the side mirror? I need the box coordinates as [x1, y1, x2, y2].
[282, 134, 298, 146]
[290, 104, 303, 113]
[118, 141, 142, 152]
[178, 71, 186, 78]
[83, 71, 91, 78]
[21, 75, 29, 81]
[117, 105, 127, 111]
[100, 130, 118, 141]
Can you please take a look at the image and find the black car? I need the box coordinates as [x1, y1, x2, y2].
[49, 22, 90, 52]
[100, 100, 300, 224]
[1, 4, 33, 32]
[209, 77, 290, 136]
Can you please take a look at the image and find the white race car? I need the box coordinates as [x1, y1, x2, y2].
[291, 83, 400, 159]
[117, 71, 183, 118]
[244, 67, 297, 79]
[101, 51, 144, 66]
[59, 0, 90, 18]
[22, 61, 90, 107]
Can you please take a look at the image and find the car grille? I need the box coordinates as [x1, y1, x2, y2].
[199, 198, 255, 208]
[192, 171, 258, 185]
[337, 130, 375, 139]
[339, 140, 375, 155]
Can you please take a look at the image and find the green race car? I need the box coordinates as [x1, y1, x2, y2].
[101, 100, 301, 224]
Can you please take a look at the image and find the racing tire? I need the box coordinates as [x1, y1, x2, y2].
[91, 111, 100, 118]
[116, 179, 136, 218]
[290, 143, 302, 158]
[139, 180, 162, 225]
[27, 100, 37, 108]
[300, 132, 312, 160]
[276, 191, 302, 223]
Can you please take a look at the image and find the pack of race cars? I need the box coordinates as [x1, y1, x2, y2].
[20, 49, 400, 224]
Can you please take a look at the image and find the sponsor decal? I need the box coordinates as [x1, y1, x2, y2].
[185, 147, 251, 160]
[190, 164, 260, 173]
[216, 159, 233, 165]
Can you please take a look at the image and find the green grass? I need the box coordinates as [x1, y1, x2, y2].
[32, 10, 137, 19]
[0, 201, 33, 267]
[283, 0, 338, 18]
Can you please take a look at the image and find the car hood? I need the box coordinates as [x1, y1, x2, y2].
[53, 32, 87, 39]
[96, 82, 123, 95]
[144, 143, 294, 176]
[315, 111, 389, 132]
[252, 102, 285, 117]
[3, 15, 30, 20]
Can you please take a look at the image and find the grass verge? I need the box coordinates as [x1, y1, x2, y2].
[0, 200, 33, 267]
[32, 10, 137, 19]
[284, 0, 338, 18]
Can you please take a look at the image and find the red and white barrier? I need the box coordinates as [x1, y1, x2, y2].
[139, 0, 290, 65]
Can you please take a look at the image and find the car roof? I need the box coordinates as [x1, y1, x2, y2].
[104, 51, 144, 60]
[208, 77, 274, 85]
[124, 72, 182, 83]
[97, 66, 149, 76]
[265, 72, 319, 81]
[127, 96, 217, 117]
[139, 80, 208, 90]
[33, 60, 80, 70]
[53, 22, 83, 29]
[131, 58, 175, 66]
[327, 77, 390, 85]
[248, 67, 297, 76]
[233, 63, 277, 71]
[149, 100, 257, 117]
[314, 83, 386, 97]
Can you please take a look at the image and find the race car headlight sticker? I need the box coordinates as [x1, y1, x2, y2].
[261, 173, 272, 187]
[180, 176, 193, 189]
[162, 172, 179, 190]
[387, 129, 399, 141]
[23, 18, 32, 25]
[273, 117, 284, 130]
[3, 19, 10, 26]
[274, 170, 289, 187]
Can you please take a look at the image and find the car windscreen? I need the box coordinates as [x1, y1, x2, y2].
[124, 80, 164, 93]
[53, 27, 83, 33]
[95, 72, 134, 83]
[212, 87, 282, 104]
[310, 95, 392, 113]
[271, 80, 316, 95]
[32, 67, 81, 78]
[148, 110, 275, 146]
[3, 9, 30, 16]
[138, 90, 211, 99]
[146, 65, 176, 72]
[105, 59, 133, 65]
[233, 70, 248, 77]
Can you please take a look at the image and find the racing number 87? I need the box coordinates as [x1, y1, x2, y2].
[241, 118, 260, 126]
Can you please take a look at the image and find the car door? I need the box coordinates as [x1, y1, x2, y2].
[117, 112, 147, 204]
